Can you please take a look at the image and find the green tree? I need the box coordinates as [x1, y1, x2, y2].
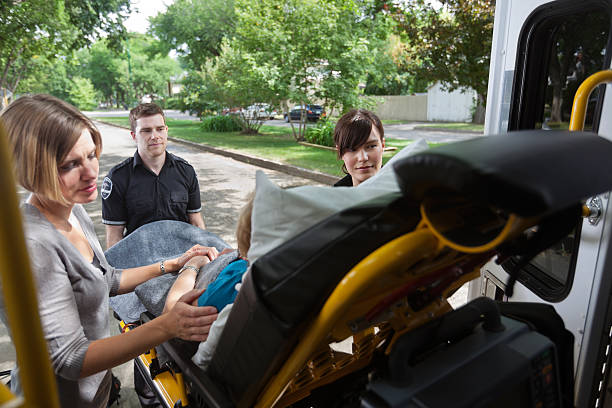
[363, 34, 428, 95]
[148, 0, 236, 68]
[0, 0, 130, 107]
[196, 41, 283, 133]
[230, 0, 392, 140]
[15, 34, 181, 110]
[0, 0, 67, 102]
[15, 56, 72, 101]
[74, 35, 180, 108]
[128, 34, 181, 103]
[84, 42, 130, 107]
[386, 0, 495, 122]
[155, 0, 394, 138]
[68, 77, 98, 110]
[174, 70, 223, 117]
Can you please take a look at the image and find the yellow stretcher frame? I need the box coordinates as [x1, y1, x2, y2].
[249, 70, 612, 407]
[0, 69, 610, 408]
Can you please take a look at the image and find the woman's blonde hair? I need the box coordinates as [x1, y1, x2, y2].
[236, 193, 255, 258]
[0, 94, 102, 205]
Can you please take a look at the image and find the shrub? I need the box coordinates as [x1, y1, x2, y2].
[67, 77, 98, 111]
[304, 119, 336, 147]
[200, 115, 242, 132]
[159, 97, 182, 110]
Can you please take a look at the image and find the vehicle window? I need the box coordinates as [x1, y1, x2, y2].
[507, 0, 612, 301]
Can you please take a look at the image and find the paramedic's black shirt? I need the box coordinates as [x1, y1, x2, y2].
[102, 151, 202, 236]
[334, 174, 353, 187]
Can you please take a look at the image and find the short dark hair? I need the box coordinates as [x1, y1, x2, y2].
[333, 109, 384, 158]
[129, 103, 166, 132]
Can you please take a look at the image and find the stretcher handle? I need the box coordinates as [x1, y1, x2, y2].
[387, 297, 504, 384]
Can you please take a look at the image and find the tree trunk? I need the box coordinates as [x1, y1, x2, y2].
[297, 106, 306, 141]
[0, 50, 15, 90]
[9, 70, 24, 96]
[472, 94, 486, 124]
[551, 87, 563, 123]
[548, 45, 563, 123]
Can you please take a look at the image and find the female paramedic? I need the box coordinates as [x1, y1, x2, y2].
[333, 109, 385, 187]
[0, 94, 219, 408]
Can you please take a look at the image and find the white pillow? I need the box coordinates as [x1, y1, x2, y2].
[247, 139, 429, 261]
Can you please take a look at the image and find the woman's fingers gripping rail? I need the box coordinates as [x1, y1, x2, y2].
[166, 288, 218, 341]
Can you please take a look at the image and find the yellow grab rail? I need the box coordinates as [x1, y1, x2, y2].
[0, 122, 60, 407]
[569, 70, 612, 131]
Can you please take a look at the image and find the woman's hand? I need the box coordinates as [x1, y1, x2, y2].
[119, 246, 219, 294]
[164, 288, 218, 341]
[169, 245, 219, 272]
[184, 255, 211, 269]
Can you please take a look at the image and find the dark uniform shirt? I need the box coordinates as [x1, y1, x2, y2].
[333, 174, 353, 187]
[102, 151, 202, 236]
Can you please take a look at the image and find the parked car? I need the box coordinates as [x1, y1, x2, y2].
[284, 104, 326, 122]
[222, 107, 244, 116]
[244, 103, 277, 120]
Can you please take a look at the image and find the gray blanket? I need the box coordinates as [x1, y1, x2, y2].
[106, 220, 230, 322]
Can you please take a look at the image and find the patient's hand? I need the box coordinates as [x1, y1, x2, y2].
[163, 288, 218, 341]
[164, 256, 211, 313]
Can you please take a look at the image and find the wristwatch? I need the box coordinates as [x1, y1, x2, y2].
[178, 265, 200, 275]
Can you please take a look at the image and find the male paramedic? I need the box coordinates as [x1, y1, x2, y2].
[102, 103, 206, 249]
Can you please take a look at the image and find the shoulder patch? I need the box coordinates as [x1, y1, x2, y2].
[101, 177, 113, 200]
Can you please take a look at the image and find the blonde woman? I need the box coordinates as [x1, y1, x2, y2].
[0, 94, 219, 408]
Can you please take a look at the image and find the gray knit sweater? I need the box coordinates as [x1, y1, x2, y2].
[0, 203, 122, 408]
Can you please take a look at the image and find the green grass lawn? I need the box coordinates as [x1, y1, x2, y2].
[93, 117, 427, 176]
[415, 122, 484, 132]
[96, 117, 131, 127]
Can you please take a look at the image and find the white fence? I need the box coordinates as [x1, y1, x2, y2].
[373, 94, 428, 121]
[372, 82, 476, 122]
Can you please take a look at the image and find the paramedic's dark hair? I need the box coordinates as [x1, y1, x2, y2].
[129, 103, 166, 132]
[334, 109, 384, 158]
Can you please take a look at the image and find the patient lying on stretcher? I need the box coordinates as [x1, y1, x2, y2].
[163, 194, 254, 368]
[163, 140, 430, 369]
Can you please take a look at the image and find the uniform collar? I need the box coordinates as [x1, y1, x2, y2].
[132, 150, 175, 169]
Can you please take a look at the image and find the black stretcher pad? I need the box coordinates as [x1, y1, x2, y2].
[176, 130, 612, 407]
[394, 130, 612, 217]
